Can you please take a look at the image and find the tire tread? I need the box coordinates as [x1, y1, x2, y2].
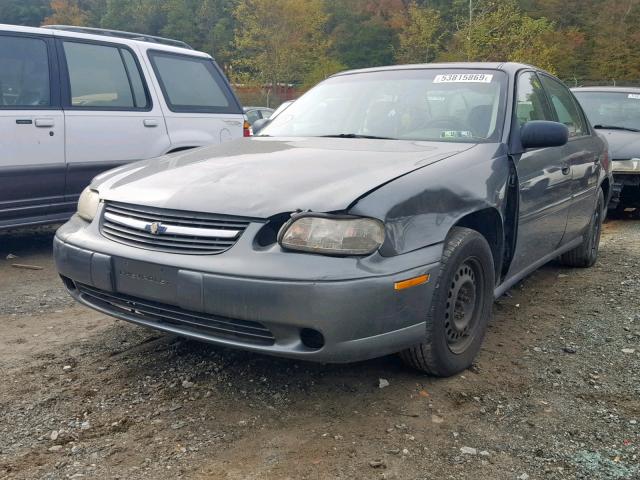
[400, 227, 491, 376]
[559, 189, 604, 268]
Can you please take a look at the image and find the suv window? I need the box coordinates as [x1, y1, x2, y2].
[148, 51, 239, 114]
[121, 49, 149, 109]
[515, 72, 553, 125]
[0, 35, 50, 108]
[539, 75, 587, 138]
[63, 41, 149, 109]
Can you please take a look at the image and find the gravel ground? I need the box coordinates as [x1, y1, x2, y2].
[0, 220, 638, 480]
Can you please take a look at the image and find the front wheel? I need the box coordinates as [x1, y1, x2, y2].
[400, 227, 495, 377]
[559, 189, 604, 268]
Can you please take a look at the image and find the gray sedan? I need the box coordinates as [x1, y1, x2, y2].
[54, 63, 609, 376]
[573, 86, 640, 211]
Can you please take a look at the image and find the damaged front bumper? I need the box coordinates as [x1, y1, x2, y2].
[53, 214, 443, 363]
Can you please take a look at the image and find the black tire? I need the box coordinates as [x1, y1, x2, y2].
[400, 227, 495, 377]
[559, 189, 604, 268]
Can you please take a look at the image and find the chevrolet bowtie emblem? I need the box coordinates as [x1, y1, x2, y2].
[149, 222, 162, 235]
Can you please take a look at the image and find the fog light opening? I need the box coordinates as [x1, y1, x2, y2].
[60, 275, 77, 292]
[300, 328, 325, 350]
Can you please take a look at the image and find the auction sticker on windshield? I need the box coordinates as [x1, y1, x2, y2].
[433, 73, 493, 83]
[628, 94, 640, 99]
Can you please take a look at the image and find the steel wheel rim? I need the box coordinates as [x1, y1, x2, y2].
[445, 258, 483, 354]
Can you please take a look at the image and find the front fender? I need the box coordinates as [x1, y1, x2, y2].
[350, 143, 510, 256]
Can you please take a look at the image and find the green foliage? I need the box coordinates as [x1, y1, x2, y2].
[588, 0, 640, 83]
[303, 57, 347, 87]
[0, 0, 51, 26]
[442, 0, 559, 73]
[232, 0, 329, 85]
[332, 15, 395, 69]
[101, 0, 166, 35]
[395, 2, 442, 64]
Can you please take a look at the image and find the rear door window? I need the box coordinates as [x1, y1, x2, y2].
[148, 51, 240, 114]
[62, 41, 149, 109]
[0, 35, 51, 108]
[539, 74, 588, 138]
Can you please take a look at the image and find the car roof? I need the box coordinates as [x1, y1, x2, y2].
[0, 23, 206, 57]
[333, 62, 551, 78]
[572, 86, 640, 93]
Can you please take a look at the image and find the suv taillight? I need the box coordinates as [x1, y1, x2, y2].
[243, 120, 252, 137]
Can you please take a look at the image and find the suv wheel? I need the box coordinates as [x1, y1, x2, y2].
[559, 189, 604, 268]
[400, 227, 494, 377]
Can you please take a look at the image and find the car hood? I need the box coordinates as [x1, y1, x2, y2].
[94, 137, 476, 219]
[597, 129, 640, 159]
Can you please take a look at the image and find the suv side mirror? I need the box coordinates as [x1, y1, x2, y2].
[252, 118, 270, 134]
[521, 120, 568, 149]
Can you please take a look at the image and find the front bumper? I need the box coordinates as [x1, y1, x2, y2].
[54, 216, 442, 363]
[610, 160, 640, 209]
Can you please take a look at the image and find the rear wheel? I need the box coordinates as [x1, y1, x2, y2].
[559, 189, 604, 268]
[400, 227, 494, 377]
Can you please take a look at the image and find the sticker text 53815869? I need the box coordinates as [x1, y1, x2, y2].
[433, 73, 494, 83]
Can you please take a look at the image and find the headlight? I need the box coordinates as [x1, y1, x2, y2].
[278, 214, 384, 256]
[77, 187, 100, 222]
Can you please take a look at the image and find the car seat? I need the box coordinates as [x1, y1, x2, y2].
[467, 105, 493, 137]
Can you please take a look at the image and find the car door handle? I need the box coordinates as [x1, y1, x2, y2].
[34, 118, 54, 128]
[143, 119, 159, 127]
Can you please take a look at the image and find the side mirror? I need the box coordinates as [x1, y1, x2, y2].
[252, 118, 270, 134]
[521, 120, 568, 149]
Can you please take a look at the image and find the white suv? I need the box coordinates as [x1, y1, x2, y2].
[0, 24, 247, 229]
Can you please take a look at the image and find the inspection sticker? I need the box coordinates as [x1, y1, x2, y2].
[433, 73, 493, 83]
[628, 94, 640, 99]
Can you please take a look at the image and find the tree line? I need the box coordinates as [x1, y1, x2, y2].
[2, 0, 639, 89]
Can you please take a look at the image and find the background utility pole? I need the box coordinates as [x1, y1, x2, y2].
[467, 0, 473, 61]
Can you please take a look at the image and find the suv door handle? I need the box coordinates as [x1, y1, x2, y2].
[143, 119, 159, 127]
[34, 118, 54, 128]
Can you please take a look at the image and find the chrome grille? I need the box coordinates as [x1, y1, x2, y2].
[101, 202, 250, 254]
[76, 283, 275, 345]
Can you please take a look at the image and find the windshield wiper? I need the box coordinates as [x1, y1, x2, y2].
[319, 133, 396, 140]
[593, 124, 640, 132]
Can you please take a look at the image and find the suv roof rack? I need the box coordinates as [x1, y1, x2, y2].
[42, 25, 193, 50]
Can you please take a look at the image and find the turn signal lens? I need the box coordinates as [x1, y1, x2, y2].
[394, 274, 430, 290]
[243, 119, 252, 137]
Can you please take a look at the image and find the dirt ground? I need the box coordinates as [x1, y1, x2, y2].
[0, 219, 638, 480]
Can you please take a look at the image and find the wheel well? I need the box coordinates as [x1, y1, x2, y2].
[600, 177, 610, 204]
[454, 208, 504, 280]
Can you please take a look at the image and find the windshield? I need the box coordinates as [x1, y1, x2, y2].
[573, 91, 640, 131]
[260, 69, 507, 142]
